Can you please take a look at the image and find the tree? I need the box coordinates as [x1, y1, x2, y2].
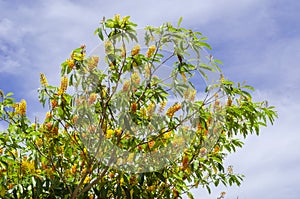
[0, 15, 277, 198]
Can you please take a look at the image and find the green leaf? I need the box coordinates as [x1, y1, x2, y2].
[98, 27, 104, 41]
[177, 17, 183, 27]
[187, 192, 194, 199]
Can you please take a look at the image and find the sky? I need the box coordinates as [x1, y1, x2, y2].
[0, 0, 300, 198]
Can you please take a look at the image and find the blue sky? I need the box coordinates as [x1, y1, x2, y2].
[0, 0, 300, 198]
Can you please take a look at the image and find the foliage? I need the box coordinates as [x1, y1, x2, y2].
[0, 15, 277, 199]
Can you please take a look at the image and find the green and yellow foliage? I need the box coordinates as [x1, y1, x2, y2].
[0, 15, 277, 198]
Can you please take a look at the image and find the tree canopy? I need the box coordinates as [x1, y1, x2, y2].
[0, 15, 277, 198]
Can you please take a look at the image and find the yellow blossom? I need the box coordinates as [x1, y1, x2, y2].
[51, 99, 58, 109]
[131, 45, 140, 56]
[190, 89, 196, 101]
[227, 97, 232, 106]
[163, 130, 172, 139]
[83, 176, 91, 184]
[58, 76, 68, 95]
[45, 111, 52, 119]
[114, 14, 121, 22]
[105, 41, 113, 54]
[182, 155, 189, 170]
[127, 153, 135, 163]
[86, 56, 99, 70]
[89, 195, 94, 199]
[72, 115, 78, 124]
[35, 169, 41, 174]
[184, 88, 197, 101]
[116, 158, 123, 165]
[131, 72, 141, 85]
[220, 192, 226, 197]
[88, 93, 98, 105]
[166, 103, 181, 118]
[184, 89, 190, 99]
[122, 80, 130, 92]
[18, 99, 27, 116]
[146, 45, 156, 58]
[106, 129, 114, 138]
[35, 138, 43, 147]
[21, 160, 35, 173]
[120, 177, 124, 185]
[115, 128, 122, 136]
[131, 102, 137, 113]
[144, 63, 151, 78]
[8, 183, 14, 189]
[66, 59, 75, 69]
[140, 107, 147, 117]
[71, 164, 77, 174]
[227, 165, 233, 174]
[40, 73, 48, 87]
[147, 102, 156, 116]
[148, 140, 155, 149]
[200, 147, 207, 155]
[159, 101, 166, 112]
[101, 88, 107, 98]
[79, 53, 86, 60]
[214, 146, 220, 153]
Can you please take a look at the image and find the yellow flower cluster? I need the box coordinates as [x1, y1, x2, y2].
[71, 164, 77, 174]
[21, 159, 35, 173]
[131, 45, 140, 56]
[122, 80, 130, 92]
[227, 97, 232, 106]
[166, 103, 181, 118]
[140, 107, 147, 117]
[105, 41, 113, 54]
[87, 56, 99, 71]
[144, 63, 151, 78]
[159, 101, 167, 112]
[146, 102, 156, 116]
[105, 127, 123, 139]
[148, 140, 155, 149]
[182, 155, 189, 170]
[106, 129, 114, 139]
[66, 59, 75, 69]
[83, 176, 91, 184]
[19, 99, 27, 116]
[58, 76, 68, 95]
[184, 88, 197, 101]
[15, 99, 27, 116]
[51, 99, 58, 109]
[131, 72, 141, 85]
[146, 45, 156, 58]
[131, 102, 137, 113]
[45, 111, 52, 119]
[71, 51, 85, 61]
[88, 93, 98, 105]
[163, 130, 173, 139]
[127, 153, 135, 163]
[200, 147, 207, 155]
[40, 73, 48, 87]
[114, 14, 121, 22]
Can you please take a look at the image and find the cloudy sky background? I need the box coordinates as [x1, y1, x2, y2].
[0, 0, 299, 198]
